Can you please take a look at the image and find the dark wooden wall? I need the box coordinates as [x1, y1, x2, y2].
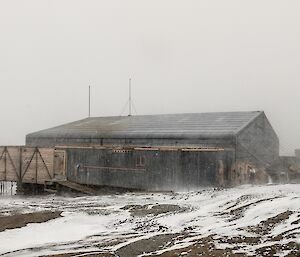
[65, 147, 235, 191]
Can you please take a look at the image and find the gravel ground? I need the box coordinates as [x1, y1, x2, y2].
[0, 184, 299, 257]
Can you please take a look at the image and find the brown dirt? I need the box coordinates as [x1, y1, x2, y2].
[217, 235, 260, 245]
[116, 233, 181, 257]
[45, 253, 114, 257]
[247, 210, 294, 236]
[121, 204, 187, 217]
[40, 231, 300, 257]
[143, 236, 247, 257]
[0, 211, 62, 232]
[255, 241, 300, 257]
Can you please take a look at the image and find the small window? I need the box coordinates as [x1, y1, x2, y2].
[136, 155, 145, 167]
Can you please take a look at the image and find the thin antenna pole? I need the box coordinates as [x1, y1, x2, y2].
[129, 78, 132, 116]
[88, 85, 91, 117]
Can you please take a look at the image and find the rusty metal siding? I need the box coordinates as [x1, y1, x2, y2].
[65, 147, 235, 190]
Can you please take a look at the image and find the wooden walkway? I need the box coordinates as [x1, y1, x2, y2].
[55, 181, 97, 195]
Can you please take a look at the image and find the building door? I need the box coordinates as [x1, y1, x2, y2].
[53, 150, 66, 179]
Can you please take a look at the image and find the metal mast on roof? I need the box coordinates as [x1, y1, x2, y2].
[119, 78, 137, 116]
[129, 78, 132, 116]
[88, 85, 91, 117]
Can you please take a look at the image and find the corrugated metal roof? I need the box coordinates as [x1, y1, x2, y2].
[27, 111, 263, 140]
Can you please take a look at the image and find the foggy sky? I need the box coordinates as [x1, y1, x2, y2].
[0, 0, 299, 155]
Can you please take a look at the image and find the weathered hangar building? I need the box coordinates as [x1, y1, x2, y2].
[23, 111, 279, 191]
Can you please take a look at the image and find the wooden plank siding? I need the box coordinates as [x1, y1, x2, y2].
[0, 146, 54, 184]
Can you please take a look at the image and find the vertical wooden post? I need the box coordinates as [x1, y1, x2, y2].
[19, 146, 23, 184]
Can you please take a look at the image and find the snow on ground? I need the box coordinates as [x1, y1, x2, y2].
[0, 184, 299, 257]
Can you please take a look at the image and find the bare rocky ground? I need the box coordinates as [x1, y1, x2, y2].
[0, 184, 299, 257]
[0, 211, 62, 232]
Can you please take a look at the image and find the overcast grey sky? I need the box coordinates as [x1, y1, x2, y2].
[0, 0, 299, 154]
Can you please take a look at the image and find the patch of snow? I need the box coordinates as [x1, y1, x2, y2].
[0, 184, 299, 256]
